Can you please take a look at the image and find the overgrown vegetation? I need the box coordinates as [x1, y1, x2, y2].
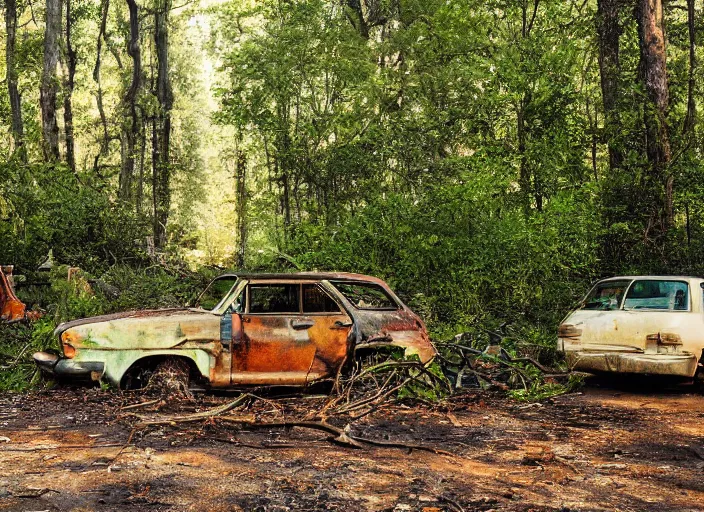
[2, 0, 704, 397]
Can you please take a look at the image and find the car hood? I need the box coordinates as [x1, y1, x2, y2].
[54, 308, 206, 336]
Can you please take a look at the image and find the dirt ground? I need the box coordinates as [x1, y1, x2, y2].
[1, 378, 703, 512]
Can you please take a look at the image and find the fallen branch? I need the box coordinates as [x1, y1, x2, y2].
[121, 398, 162, 411]
[217, 417, 364, 449]
[129, 394, 249, 425]
[1, 443, 124, 452]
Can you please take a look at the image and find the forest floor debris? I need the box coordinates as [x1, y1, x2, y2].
[1, 377, 704, 511]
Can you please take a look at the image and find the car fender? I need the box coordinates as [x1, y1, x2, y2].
[74, 348, 212, 386]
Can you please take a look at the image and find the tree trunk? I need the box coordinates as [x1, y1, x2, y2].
[93, 0, 110, 174]
[684, 0, 696, 135]
[345, 0, 369, 39]
[40, 0, 62, 162]
[152, 0, 173, 248]
[235, 148, 247, 268]
[596, 0, 623, 170]
[636, 0, 672, 227]
[517, 0, 539, 214]
[5, 0, 26, 161]
[121, 0, 142, 202]
[63, 0, 77, 173]
[517, 96, 530, 214]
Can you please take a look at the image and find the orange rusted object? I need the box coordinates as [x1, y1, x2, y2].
[33, 272, 438, 388]
[0, 265, 28, 323]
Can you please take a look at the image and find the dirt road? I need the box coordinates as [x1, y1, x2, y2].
[1, 380, 703, 511]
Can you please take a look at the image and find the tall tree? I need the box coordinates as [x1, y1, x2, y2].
[121, 0, 142, 202]
[235, 146, 247, 267]
[517, 0, 540, 213]
[5, 0, 26, 161]
[152, 0, 173, 247]
[684, 0, 696, 135]
[596, 0, 623, 170]
[93, 0, 110, 173]
[40, 0, 63, 161]
[635, 0, 672, 229]
[63, 0, 78, 173]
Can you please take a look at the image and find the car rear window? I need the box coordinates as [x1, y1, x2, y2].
[331, 281, 398, 310]
[624, 280, 689, 311]
[581, 280, 631, 310]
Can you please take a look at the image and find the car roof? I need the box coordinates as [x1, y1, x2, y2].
[598, 275, 704, 283]
[215, 272, 389, 286]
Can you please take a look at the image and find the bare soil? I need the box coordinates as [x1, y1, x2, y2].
[1, 378, 703, 511]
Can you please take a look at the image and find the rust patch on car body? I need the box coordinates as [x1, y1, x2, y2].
[0, 266, 27, 323]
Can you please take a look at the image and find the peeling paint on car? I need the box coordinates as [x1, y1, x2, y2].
[34, 272, 437, 388]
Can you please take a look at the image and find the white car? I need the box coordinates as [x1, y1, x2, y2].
[558, 276, 703, 378]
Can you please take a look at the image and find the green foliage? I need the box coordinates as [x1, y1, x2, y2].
[508, 373, 585, 402]
[0, 265, 207, 392]
[4, 0, 704, 399]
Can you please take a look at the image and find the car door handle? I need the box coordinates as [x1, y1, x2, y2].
[332, 320, 353, 329]
[291, 320, 315, 330]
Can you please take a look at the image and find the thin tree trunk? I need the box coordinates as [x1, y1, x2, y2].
[5, 0, 26, 161]
[684, 0, 696, 134]
[152, 0, 173, 248]
[63, 0, 77, 173]
[517, 97, 530, 214]
[518, 0, 539, 214]
[345, 0, 369, 39]
[121, 0, 142, 202]
[137, 115, 146, 213]
[40, 0, 62, 162]
[93, 0, 110, 174]
[636, 0, 672, 228]
[596, 0, 623, 170]
[235, 147, 247, 268]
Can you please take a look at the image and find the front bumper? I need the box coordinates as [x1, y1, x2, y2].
[564, 350, 698, 378]
[33, 351, 104, 379]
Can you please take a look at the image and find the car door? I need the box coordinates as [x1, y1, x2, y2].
[231, 281, 352, 385]
[561, 279, 636, 353]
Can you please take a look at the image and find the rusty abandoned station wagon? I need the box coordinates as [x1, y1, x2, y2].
[558, 276, 704, 379]
[33, 273, 437, 388]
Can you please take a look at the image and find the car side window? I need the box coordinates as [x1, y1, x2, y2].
[302, 284, 341, 313]
[330, 281, 398, 310]
[248, 284, 300, 314]
[624, 280, 689, 311]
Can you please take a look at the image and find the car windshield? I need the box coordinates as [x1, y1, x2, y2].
[581, 280, 631, 311]
[196, 276, 238, 311]
[623, 280, 689, 311]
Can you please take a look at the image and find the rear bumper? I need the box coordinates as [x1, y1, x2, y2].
[564, 350, 698, 378]
[33, 352, 104, 379]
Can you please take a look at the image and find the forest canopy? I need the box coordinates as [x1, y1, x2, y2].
[1, 0, 703, 337]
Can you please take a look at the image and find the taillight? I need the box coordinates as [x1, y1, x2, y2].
[646, 332, 682, 346]
[558, 324, 582, 339]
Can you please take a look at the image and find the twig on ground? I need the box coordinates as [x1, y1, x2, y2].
[121, 399, 162, 411]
